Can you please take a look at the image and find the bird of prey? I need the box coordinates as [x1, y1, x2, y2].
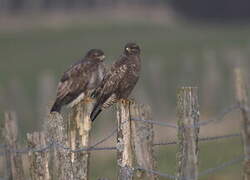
[90, 43, 141, 121]
[50, 49, 106, 113]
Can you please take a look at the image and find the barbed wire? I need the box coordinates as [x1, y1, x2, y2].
[54, 125, 118, 153]
[0, 133, 240, 156]
[0, 127, 117, 155]
[0, 142, 54, 156]
[134, 155, 243, 180]
[132, 118, 178, 128]
[153, 133, 241, 147]
[0, 144, 118, 157]
[132, 103, 242, 129]
[199, 133, 241, 142]
[90, 127, 117, 148]
[199, 155, 244, 177]
[197, 103, 241, 127]
[0, 134, 243, 179]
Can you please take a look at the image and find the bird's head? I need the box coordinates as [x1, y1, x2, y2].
[86, 49, 105, 62]
[124, 43, 140, 56]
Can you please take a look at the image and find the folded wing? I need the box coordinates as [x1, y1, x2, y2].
[90, 59, 128, 121]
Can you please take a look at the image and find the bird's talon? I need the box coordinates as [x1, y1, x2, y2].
[120, 98, 127, 104]
[129, 99, 135, 104]
[120, 98, 135, 104]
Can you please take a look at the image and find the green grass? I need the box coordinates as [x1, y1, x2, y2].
[88, 136, 242, 179]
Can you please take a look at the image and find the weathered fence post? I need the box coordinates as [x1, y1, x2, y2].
[27, 131, 50, 180]
[176, 87, 199, 180]
[234, 68, 250, 180]
[4, 111, 25, 180]
[130, 103, 158, 180]
[68, 99, 95, 180]
[117, 101, 134, 180]
[46, 112, 73, 180]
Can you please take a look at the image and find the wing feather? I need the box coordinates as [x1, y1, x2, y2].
[55, 60, 89, 103]
[90, 57, 128, 121]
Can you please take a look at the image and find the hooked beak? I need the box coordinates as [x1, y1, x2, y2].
[126, 47, 131, 52]
[99, 55, 105, 61]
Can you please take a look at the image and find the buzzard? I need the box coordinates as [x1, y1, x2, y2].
[90, 43, 141, 121]
[50, 49, 106, 113]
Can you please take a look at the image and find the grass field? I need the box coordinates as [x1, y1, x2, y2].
[89, 136, 242, 179]
[0, 20, 249, 179]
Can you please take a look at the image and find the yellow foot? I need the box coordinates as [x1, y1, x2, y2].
[128, 97, 136, 104]
[120, 98, 128, 104]
[120, 98, 135, 104]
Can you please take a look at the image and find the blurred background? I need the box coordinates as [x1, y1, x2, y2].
[0, 0, 250, 179]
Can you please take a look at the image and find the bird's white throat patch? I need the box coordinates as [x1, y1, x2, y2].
[67, 92, 85, 108]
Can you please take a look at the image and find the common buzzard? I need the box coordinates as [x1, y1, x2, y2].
[90, 43, 141, 121]
[50, 49, 106, 113]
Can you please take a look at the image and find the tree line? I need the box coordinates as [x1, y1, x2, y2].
[0, 0, 163, 14]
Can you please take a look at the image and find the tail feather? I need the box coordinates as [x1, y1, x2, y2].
[90, 94, 108, 121]
[50, 102, 61, 113]
[90, 108, 102, 121]
[90, 94, 117, 121]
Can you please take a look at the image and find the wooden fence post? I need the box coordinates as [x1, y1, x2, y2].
[27, 131, 50, 180]
[130, 103, 158, 180]
[67, 100, 94, 180]
[46, 112, 73, 180]
[176, 87, 199, 180]
[117, 101, 134, 180]
[234, 68, 250, 180]
[4, 111, 25, 180]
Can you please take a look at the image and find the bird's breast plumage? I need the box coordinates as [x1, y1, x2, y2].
[89, 47, 141, 121]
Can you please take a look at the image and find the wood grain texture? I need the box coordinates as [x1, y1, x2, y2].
[176, 87, 199, 180]
[117, 101, 134, 180]
[68, 99, 94, 180]
[46, 112, 73, 180]
[130, 103, 158, 180]
[27, 132, 50, 180]
[4, 111, 25, 180]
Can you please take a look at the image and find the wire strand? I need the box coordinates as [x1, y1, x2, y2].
[199, 155, 244, 177]
[0, 133, 241, 156]
[131, 103, 241, 129]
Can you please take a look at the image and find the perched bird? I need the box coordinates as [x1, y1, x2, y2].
[90, 43, 141, 121]
[50, 49, 106, 113]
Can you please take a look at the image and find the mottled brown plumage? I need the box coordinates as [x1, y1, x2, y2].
[90, 43, 141, 121]
[50, 49, 106, 113]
